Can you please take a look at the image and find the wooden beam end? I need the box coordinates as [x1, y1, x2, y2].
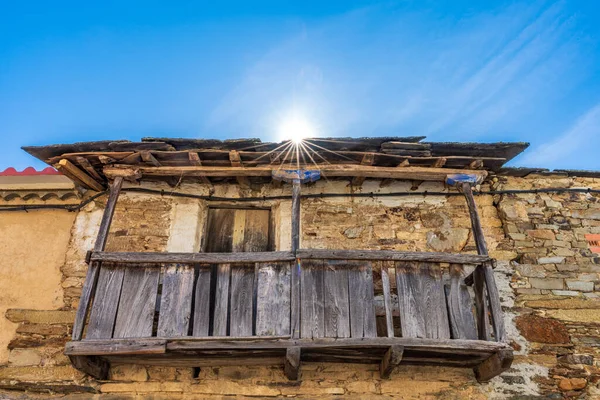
[380, 345, 403, 379]
[284, 347, 301, 380]
[474, 349, 513, 383]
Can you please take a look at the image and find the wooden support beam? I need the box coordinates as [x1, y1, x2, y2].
[141, 151, 161, 167]
[229, 150, 251, 187]
[352, 153, 375, 186]
[474, 349, 513, 382]
[460, 183, 505, 343]
[54, 159, 105, 191]
[104, 164, 488, 182]
[291, 179, 301, 339]
[284, 347, 301, 380]
[188, 152, 211, 185]
[71, 177, 123, 341]
[69, 355, 109, 380]
[75, 156, 104, 182]
[380, 345, 403, 378]
[66, 338, 167, 356]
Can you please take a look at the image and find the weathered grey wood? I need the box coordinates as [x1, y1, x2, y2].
[296, 249, 489, 264]
[323, 260, 350, 338]
[473, 266, 490, 341]
[104, 164, 488, 182]
[284, 347, 301, 380]
[380, 345, 403, 378]
[72, 177, 123, 340]
[445, 264, 477, 340]
[291, 180, 301, 252]
[460, 183, 505, 342]
[474, 349, 514, 382]
[65, 338, 167, 355]
[256, 262, 291, 336]
[69, 355, 109, 380]
[212, 263, 231, 336]
[86, 263, 125, 339]
[347, 261, 377, 338]
[67, 336, 509, 355]
[113, 264, 160, 338]
[91, 251, 295, 264]
[192, 267, 211, 337]
[395, 262, 450, 339]
[381, 263, 395, 338]
[291, 260, 301, 339]
[230, 265, 254, 336]
[300, 259, 325, 338]
[157, 265, 195, 337]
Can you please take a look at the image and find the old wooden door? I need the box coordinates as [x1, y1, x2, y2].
[203, 207, 272, 337]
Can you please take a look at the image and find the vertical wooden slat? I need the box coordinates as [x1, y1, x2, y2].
[86, 262, 125, 339]
[323, 260, 350, 338]
[72, 177, 123, 340]
[395, 262, 425, 338]
[300, 259, 325, 338]
[381, 262, 395, 338]
[212, 263, 231, 336]
[157, 264, 195, 337]
[256, 262, 291, 336]
[445, 264, 477, 340]
[229, 210, 252, 336]
[192, 266, 212, 337]
[113, 264, 160, 338]
[348, 261, 377, 338]
[395, 262, 450, 339]
[461, 183, 505, 342]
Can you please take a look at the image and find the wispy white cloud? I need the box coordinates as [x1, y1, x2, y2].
[205, 1, 596, 167]
[519, 102, 600, 168]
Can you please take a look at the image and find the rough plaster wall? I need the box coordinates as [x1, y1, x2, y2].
[0, 211, 74, 364]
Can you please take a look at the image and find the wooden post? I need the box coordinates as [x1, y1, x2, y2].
[460, 183, 505, 343]
[72, 177, 124, 341]
[290, 179, 301, 339]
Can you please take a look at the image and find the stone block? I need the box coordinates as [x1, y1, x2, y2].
[565, 280, 595, 292]
[516, 264, 547, 278]
[529, 278, 564, 290]
[527, 229, 556, 240]
[514, 314, 570, 343]
[538, 256, 566, 264]
[547, 309, 600, 323]
[16, 323, 68, 336]
[551, 290, 582, 297]
[5, 309, 75, 324]
[8, 349, 42, 366]
[558, 377, 587, 391]
[109, 364, 148, 381]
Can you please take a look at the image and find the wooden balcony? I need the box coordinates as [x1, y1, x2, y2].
[66, 249, 512, 382]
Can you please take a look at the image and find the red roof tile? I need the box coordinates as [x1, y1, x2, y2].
[0, 167, 61, 176]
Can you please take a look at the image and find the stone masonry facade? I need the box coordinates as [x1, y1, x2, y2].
[0, 174, 599, 399]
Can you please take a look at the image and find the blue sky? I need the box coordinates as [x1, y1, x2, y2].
[1, 1, 599, 170]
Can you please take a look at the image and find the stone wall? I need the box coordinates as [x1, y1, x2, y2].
[0, 176, 599, 399]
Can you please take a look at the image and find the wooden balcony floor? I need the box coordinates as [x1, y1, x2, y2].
[66, 336, 512, 382]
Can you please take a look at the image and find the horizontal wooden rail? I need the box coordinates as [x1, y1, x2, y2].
[90, 251, 295, 264]
[89, 249, 489, 266]
[296, 249, 490, 264]
[65, 336, 509, 356]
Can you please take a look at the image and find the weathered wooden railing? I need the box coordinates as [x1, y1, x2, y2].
[66, 248, 512, 382]
[66, 176, 512, 382]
